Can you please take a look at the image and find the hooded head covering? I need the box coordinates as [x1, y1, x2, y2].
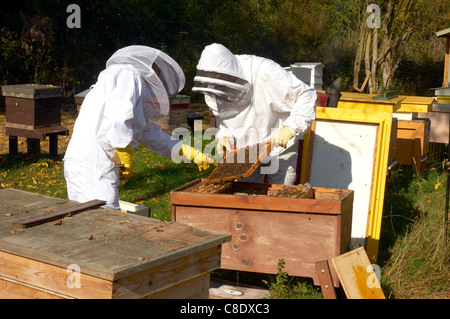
[106, 45, 185, 120]
[192, 43, 251, 118]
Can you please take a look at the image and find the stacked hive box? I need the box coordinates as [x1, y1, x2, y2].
[2, 84, 68, 157]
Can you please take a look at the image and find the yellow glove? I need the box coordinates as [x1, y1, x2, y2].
[180, 144, 218, 171]
[116, 144, 134, 179]
[270, 126, 294, 148]
[216, 136, 233, 158]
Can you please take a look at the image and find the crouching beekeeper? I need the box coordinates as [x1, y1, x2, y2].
[64, 45, 215, 210]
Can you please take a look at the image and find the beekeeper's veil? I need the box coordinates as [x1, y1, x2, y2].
[106, 45, 185, 121]
[192, 43, 251, 118]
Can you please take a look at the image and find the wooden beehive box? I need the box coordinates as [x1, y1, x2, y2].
[2, 84, 63, 130]
[418, 103, 450, 144]
[171, 179, 354, 287]
[154, 95, 190, 133]
[0, 188, 230, 299]
[396, 118, 430, 172]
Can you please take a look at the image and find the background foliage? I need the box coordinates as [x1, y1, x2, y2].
[0, 0, 449, 101]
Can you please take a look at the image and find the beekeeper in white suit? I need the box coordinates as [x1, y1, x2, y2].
[192, 43, 316, 185]
[64, 45, 215, 210]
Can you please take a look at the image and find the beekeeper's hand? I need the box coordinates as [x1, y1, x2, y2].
[180, 144, 218, 171]
[270, 126, 294, 148]
[117, 145, 134, 179]
[216, 136, 233, 158]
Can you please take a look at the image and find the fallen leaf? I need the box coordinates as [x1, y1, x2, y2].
[4, 213, 12, 216]
[88, 235, 96, 240]
[54, 220, 64, 226]
[45, 209, 53, 214]
[137, 257, 149, 261]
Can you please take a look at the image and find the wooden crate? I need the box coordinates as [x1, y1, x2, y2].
[171, 179, 354, 287]
[396, 119, 430, 172]
[0, 189, 230, 299]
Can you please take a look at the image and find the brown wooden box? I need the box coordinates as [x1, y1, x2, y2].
[0, 189, 230, 299]
[396, 119, 430, 172]
[2, 84, 64, 128]
[5, 97, 62, 128]
[171, 179, 354, 287]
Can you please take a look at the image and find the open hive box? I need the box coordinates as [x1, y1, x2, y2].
[171, 179, 354, 287]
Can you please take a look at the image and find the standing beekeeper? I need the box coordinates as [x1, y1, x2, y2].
[64, 45, 215, 210]
[192, 43, 316, 185]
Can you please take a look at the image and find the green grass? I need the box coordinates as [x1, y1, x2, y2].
[380, 159, 450, 299]
[0, 155, 68, 199]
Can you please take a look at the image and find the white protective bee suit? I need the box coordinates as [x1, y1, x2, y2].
[192, 43, 317, 184]
[64, 46, 186, 210]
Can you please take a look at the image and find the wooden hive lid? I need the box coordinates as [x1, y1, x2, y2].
[2, 84, 63, 99]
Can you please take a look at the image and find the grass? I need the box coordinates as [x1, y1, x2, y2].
[0, 104, 449, 299]
[380, 159, 450, 299]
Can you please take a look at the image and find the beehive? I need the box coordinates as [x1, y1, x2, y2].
[0, 188, 230, 299]
[3, 84, 64, 130]
[154, 95, 190, 133]
[2, 84, 68, 156]
[171, 179, 354, 287]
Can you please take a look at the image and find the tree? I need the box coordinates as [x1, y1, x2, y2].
[353, 0, 419, 93]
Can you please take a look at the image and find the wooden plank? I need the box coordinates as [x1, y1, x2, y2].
[171, 179, 351, 215]
[331, 247, 385, 299]
[315, 260, 337, 299]
[0, 250, 113, 299]
[111, 246, 220, 299]
[12, 199, 106, 228]
[0, 276, 66, 299]
[143, 273, 210, 299]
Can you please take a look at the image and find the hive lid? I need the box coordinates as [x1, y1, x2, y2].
[430, 87, 450, 96]
[1, 84, 63, 99]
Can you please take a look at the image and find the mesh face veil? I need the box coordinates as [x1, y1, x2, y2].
[193, 70, 250, 104]
[106, 45, 185, 121]
[193, 44, 251, 118]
